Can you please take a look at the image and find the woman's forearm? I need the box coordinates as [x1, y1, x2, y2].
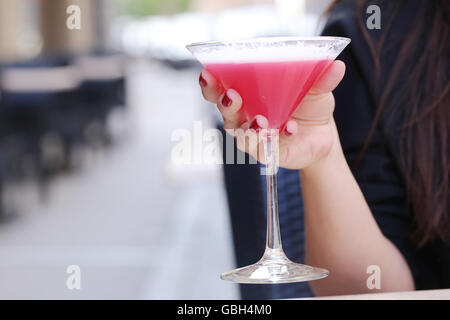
[300, 120, 414, 296]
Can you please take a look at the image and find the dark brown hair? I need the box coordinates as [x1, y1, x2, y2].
[328, 0, 450, 247]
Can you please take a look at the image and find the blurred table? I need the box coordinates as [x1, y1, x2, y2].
[300, 289, 450, 300]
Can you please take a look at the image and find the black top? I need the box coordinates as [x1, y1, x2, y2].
[322, 0, 450, 289]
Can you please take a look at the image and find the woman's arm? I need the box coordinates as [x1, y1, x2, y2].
[301, 119, 414, 296]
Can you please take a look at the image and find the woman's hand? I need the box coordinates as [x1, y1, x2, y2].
[198, 61, 346, 170]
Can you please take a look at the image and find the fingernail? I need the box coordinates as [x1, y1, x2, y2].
[221, 91, 232, 107]
[285, 127, 293, 136]
[249, 117, 261, 130]
[199, 73, 207, 87]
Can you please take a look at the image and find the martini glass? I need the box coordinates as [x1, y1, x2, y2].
[187, 37, 350, 284]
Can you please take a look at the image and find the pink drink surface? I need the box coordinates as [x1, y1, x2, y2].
[206, 59, 333, 129]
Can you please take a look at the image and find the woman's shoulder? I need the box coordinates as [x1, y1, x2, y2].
[322, 0, 425, 82]
[321, 0, 427, 134]
[321, 1, 376, 93]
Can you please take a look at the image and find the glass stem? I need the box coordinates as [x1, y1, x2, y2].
[263, 131, 283, 257]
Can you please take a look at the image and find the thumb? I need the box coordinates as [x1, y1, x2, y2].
[291, 60, 345, 124]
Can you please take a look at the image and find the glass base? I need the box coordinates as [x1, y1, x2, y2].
[221, 255, 329, 284]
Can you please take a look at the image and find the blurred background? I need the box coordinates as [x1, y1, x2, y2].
[0, 0, 332, 299]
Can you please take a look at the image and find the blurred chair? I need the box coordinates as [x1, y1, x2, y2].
[0, 56, 81, 196]
[73, 51, 126, 148]
[0, 51, 127, 218]
[220, 127, 313, 299]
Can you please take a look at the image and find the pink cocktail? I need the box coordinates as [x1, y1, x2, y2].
[206, 60, 333, 129]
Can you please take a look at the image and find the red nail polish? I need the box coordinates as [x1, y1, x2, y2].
[284, 126, 292, 136]
[199, 74, 207, 87]
[221, 92, 232, 107]
[249, 118, 261, 130]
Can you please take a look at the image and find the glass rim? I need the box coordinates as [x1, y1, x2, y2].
[186, 36, 351, 50]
